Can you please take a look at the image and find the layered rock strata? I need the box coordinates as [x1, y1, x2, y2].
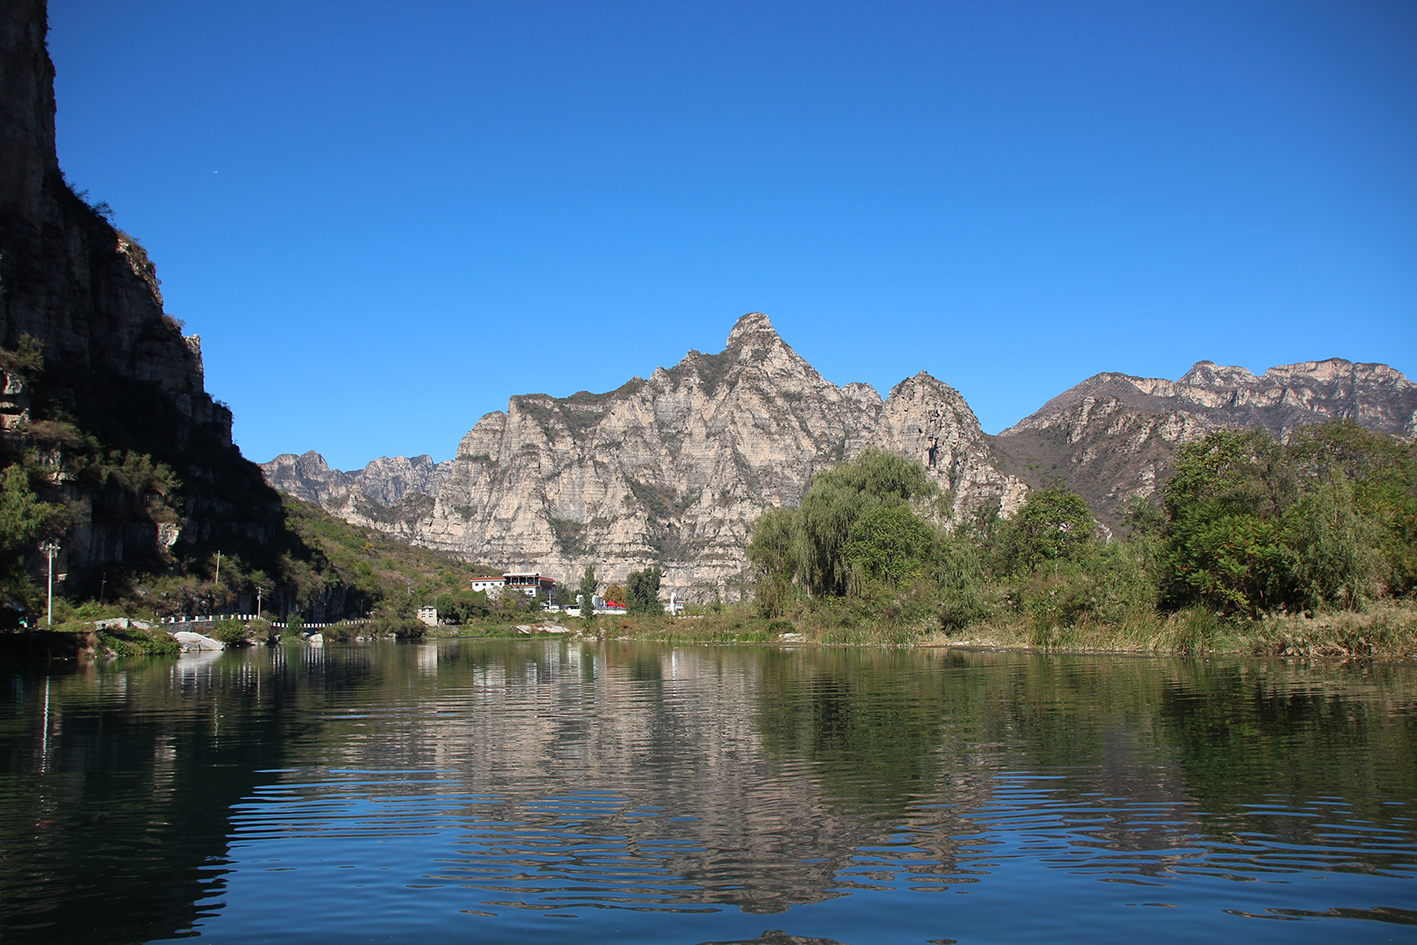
[270, 313, 1025, 597]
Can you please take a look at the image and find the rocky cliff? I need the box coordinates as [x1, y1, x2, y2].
[259, 450, 451, 543]
[261, 451, 453, 508]
[272, 340, 1414, 592]
[268, 313, 1025, 598]
[0, 0, 281, 594]
[992, 358, 1417, 526]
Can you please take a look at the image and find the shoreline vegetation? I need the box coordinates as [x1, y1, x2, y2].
[13, 586, 1417, 663]
[5, 422, 1415, 664]
[9, 584, 1416, 664]
[6, 600, 1415, 663]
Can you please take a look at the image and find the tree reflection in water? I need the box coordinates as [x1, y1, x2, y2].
[0, 642, 1412, 943]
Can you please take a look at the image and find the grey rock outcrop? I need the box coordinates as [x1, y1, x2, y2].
[260, 451, 453, 508]
[267, 313, 1024, 598]
[172, 631, 223, 652]
[412, 313, 1022, 596]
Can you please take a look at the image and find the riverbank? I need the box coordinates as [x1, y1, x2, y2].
[442, 600, 1417, 662]
[6, 601, 1415, 663]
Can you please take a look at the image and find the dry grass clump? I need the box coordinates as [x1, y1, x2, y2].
[1251, 602, 1417, 661]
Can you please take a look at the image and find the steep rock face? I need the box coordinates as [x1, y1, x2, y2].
[359, 454, 454, 505]
[258, 450, 451, 542]
[993, 359, 1417, 526]
[260, 450, 453, 507]
[259, 451, 356, 507]
[307, 313, 1023, 597]
[1, 2, 217, 426]
[1005, 359, 1416, 440]
[0, 0, 280, 587]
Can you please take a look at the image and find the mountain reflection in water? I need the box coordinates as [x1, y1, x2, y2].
[0, 641, 1413, 944]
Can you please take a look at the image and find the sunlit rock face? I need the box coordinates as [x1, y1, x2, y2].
[992, 358, 1417, 527]
[272, 313, 1023, 599]
[419, 313, 1023, 597]
[261, 451, 453, 508]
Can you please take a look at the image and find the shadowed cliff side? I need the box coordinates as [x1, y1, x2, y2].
[0, 0, 282, 601]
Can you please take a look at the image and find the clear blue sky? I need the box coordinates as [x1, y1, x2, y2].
[46, 0, 1416, 472]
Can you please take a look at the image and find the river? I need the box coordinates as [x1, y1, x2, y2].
[1, 640, 1414, 943]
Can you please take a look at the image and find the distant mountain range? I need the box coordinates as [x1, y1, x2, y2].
[261, 312, 1415, 599]
[991, 357, 1417, 532]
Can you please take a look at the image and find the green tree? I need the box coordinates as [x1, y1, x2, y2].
[996, 487, 1094, 576]
[578, 564, 597, 619]
[1153, 424, 1416, 614]
[843, 503, 935, 591]
[0, 464, 59, 601]
[931, 529, 991, 632]
[1285, 422, 1417, 598]
[626, 567, 662, 615]
[796, 449, 936, 597]
[748, 505, 800, 617]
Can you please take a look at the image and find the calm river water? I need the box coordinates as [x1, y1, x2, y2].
[1, 640, 1414, 944]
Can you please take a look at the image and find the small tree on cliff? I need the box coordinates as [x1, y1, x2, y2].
[578, 564, 597, 619]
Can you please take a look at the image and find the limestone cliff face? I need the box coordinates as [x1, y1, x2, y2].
[0, 0, 280, 588]
[260, 451, 452, 508]
[409, 313, 1022, 595]
[993, 358, 1417, 526]
[258, 450, 450, 542]
[270, 314, 1025, 597]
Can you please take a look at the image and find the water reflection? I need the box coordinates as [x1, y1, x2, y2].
[0, 643, 1413, 944]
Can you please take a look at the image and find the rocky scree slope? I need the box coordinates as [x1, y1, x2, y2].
[269, 313, 1025, 597]
[991, 358, 1417, 527]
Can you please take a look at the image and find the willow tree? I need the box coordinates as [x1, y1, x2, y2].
[749, 449, 937, 611]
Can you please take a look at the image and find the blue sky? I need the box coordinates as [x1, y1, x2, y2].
[46, 0, 1416, 472]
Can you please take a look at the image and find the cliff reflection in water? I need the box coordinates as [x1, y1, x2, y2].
[0, 642, 1414, 944]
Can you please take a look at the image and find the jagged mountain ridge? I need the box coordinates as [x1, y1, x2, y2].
[1003, 358, 1417, 439]
[262, 451, 454, 509]
[991, 357, 1417, 527]
[266, 313, 1025, 596]
[271, 340, 1414, 593]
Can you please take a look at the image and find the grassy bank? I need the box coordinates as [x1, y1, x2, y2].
[11, 601, 1415, 663]
[494, 600, 1417, 662]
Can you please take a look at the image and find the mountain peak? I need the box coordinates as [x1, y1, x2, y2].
[726, 311, 777, 346]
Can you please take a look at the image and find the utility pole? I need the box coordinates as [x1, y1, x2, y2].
[41, 540, 59, 627]
[214, 550, 221, 586]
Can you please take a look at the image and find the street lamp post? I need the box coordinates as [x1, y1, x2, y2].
[41, 540, 59, 627]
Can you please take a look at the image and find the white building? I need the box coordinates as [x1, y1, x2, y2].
[468, 572, 559, 605]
